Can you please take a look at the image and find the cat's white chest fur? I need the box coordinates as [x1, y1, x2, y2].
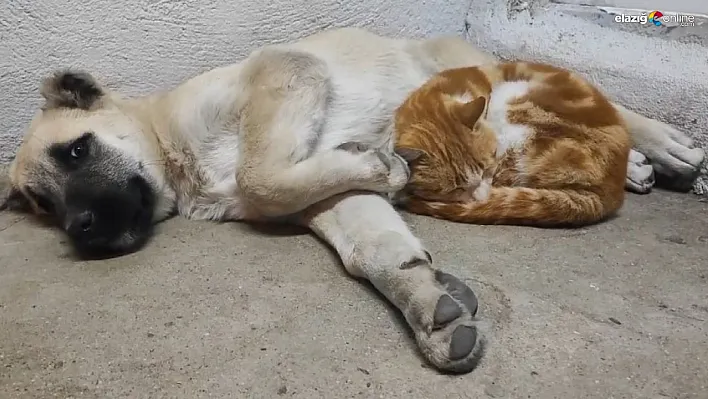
[486, 81, 533, 157]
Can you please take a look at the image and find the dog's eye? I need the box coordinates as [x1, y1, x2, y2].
[48, 132, 93, 169]
[70, 143, 86, 159]
[67, 132, 92, 161]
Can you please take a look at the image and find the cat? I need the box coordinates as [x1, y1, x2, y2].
[393, 61, 631, 227]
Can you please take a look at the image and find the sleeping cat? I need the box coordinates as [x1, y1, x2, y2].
[393, 61, 631, 227]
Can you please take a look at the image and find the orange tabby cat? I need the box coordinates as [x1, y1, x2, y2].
[393, 61, 631, 227]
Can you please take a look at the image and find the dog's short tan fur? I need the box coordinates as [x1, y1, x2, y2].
[1, 28, 705, 374]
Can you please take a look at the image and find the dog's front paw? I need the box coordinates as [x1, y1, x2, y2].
[641, 123, 706, 191]
[337, 142, 410, 193]
[383, 152, 412, 191]
[652, 145, 705, 192]
[400, 266, 485, 374]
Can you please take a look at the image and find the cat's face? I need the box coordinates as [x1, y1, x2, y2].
[395, 96, 497, 202]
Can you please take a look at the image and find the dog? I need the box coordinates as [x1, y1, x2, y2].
[1, 27, 705, 374]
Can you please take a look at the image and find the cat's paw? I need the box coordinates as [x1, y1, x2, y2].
[472, 178, 493, 201]
[336, 142, 410, 193]
[626, 149, 655, 194]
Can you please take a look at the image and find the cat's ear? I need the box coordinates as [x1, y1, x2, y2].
[455, 97, 487, 130]
[396, 147, 427, 163]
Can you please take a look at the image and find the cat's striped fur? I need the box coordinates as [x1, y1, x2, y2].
[394, 61, 631, 226]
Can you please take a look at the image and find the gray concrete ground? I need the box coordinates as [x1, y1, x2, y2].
[0, 190, 706, 399]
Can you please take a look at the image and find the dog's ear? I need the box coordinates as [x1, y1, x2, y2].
[0, 185, 33, 213]
[40, 70, 105, 111]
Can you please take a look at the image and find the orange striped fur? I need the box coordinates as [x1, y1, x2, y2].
[393, 61, 631, 227]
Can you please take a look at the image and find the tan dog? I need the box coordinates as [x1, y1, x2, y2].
[1, 27, 704, 374]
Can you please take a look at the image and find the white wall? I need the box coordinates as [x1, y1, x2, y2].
[0, 0, 471, 162]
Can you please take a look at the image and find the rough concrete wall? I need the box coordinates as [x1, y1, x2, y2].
[0, 0, 471, 163]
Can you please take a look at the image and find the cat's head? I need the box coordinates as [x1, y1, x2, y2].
[395, 96, 497, 202]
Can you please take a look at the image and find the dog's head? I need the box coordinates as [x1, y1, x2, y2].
[1, 70, 175, 258]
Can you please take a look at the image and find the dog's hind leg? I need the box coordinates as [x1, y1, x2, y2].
[299, 191, 486, 374]
[235, 48, 409, 218]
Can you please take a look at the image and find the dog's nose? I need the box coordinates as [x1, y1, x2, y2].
[67, 210, 95, 236]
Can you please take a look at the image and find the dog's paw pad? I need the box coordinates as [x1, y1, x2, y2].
[409, 270, 484, 374]
[436, 270, 478, 316]
[434, 295, 463, 327]
[449, 325, 478, 360]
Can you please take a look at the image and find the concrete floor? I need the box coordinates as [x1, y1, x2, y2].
[0, 190, 706, 399]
